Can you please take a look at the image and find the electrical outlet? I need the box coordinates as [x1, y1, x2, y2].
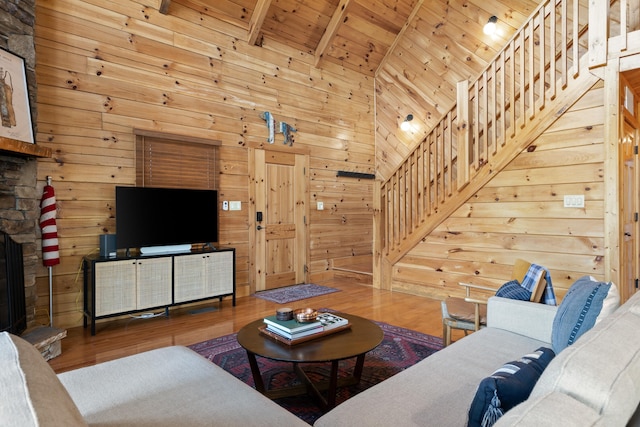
[317, 201, 324, 210]
[563, 195, 585, 208]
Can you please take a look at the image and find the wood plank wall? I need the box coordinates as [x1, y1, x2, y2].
[391, 81, 606, 301]
[375, 0, 540, 180]
[33, 0, 375, 329]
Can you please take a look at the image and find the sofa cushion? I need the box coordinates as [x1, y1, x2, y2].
[530, 294, 640, 426]
[495, 280, 531, 301]
[58, 345, 309, 427]
[315, 327, 551, 427]
[467, 347, 555, 427]
[551, 276, 619, 353]
[0, 332, 87, 426]
[494, 391, 601, 426]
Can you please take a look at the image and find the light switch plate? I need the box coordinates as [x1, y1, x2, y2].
[563, 195, 585, 208]
[317, 201, 324, 210]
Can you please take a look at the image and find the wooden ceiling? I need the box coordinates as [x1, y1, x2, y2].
[160, 0, 543, 179]
[160, 0, 423, 76]
[159, 0, 640, 120]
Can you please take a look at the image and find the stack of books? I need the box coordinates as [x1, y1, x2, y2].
[263, 316, 324, 340]
[261, 312, 350, 344]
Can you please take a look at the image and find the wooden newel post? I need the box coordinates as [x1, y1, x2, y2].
[456, 80, 470, 190]
[588, 0, 609, 70]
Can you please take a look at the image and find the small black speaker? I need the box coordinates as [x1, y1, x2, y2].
[99, 234, 116, 258]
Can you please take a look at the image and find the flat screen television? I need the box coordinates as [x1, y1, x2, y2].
[115, 186, 218, 252]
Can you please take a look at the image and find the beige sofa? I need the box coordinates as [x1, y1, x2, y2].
[0, 331, 308, 426]
[5, 283, 639, 427]
[315, 286, 640, 427]
[496, 289, 640, 426]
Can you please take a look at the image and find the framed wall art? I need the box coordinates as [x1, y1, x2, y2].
[0, 48, 34, 144]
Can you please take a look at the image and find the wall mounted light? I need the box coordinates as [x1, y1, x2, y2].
[483, 16, 498, 36]
[400, 114, 413, 131]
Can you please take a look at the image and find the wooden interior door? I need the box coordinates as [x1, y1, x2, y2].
[620, 75, 640, 302]
[621, 116, 639, 301]
[250, 149, 309, 292]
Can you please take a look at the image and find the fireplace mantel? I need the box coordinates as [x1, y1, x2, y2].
[0, 137, 52, 158]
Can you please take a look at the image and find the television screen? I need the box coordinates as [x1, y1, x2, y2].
[115, 186, 218, 250]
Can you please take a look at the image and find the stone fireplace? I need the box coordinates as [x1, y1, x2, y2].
[0, 0, 41, 331]
[0, 229, 27, 334]
[0, 150, 39, 329]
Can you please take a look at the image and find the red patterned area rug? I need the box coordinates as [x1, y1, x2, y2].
[252, 283, 340, 304]
[188, 321, 443, 425]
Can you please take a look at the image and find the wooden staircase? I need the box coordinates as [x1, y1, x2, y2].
[374, 0, 603, 288]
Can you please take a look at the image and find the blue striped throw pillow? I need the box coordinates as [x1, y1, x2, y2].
[551, 276, 617, 353]
[495, 280, 531, 301]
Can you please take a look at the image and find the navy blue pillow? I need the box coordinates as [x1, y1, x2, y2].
[495, 280, 531, 301]
[467, 347, 555, 427]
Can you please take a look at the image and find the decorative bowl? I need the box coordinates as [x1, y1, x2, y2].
[276, 307, 294, 321]
[294, 308, 318, 323]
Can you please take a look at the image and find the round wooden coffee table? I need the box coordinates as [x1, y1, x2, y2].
[237, 312, 383, 410]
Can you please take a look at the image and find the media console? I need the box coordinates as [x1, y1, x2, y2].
[83, 247, 235, 335]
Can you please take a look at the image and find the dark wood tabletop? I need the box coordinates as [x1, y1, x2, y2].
[237, 312, 383, 363]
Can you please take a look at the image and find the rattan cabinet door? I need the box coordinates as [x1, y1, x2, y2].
[94, 260, 136, 316]
[174, 251, 233, 303]
[204, 251, 234, 297]
[136, 257, 172, 309]
[173, 253, 206, 303]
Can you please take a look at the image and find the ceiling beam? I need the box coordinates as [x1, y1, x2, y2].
[248, 0, 272, 46]
[159, 0, 171, 15]
[375, 0, 424, 77]
[314, 0, 352, 67]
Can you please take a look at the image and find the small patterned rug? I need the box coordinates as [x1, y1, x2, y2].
[253, 283, 340, 304]
[189, 321, 443, 424]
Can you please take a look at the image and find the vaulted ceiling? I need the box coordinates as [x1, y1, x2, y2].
[161, 0, 541, 77]
[160, 0, 545, 178]
[161, 0, 423, 76]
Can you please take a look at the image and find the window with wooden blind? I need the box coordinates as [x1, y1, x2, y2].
[135, 131, 220, 190]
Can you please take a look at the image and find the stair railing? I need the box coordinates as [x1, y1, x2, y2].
[590, 0, 640, 68]
[378, 0, 591, 261]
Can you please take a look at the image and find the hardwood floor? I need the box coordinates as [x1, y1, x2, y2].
[48, 278, 464, 374]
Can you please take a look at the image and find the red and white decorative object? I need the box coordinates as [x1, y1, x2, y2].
[40, 178, 60, 267]
[40, 177, 59, 327]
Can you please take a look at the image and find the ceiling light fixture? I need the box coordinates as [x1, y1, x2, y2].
[483, 16, 498, 36]
[401, 114, 413, 131]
